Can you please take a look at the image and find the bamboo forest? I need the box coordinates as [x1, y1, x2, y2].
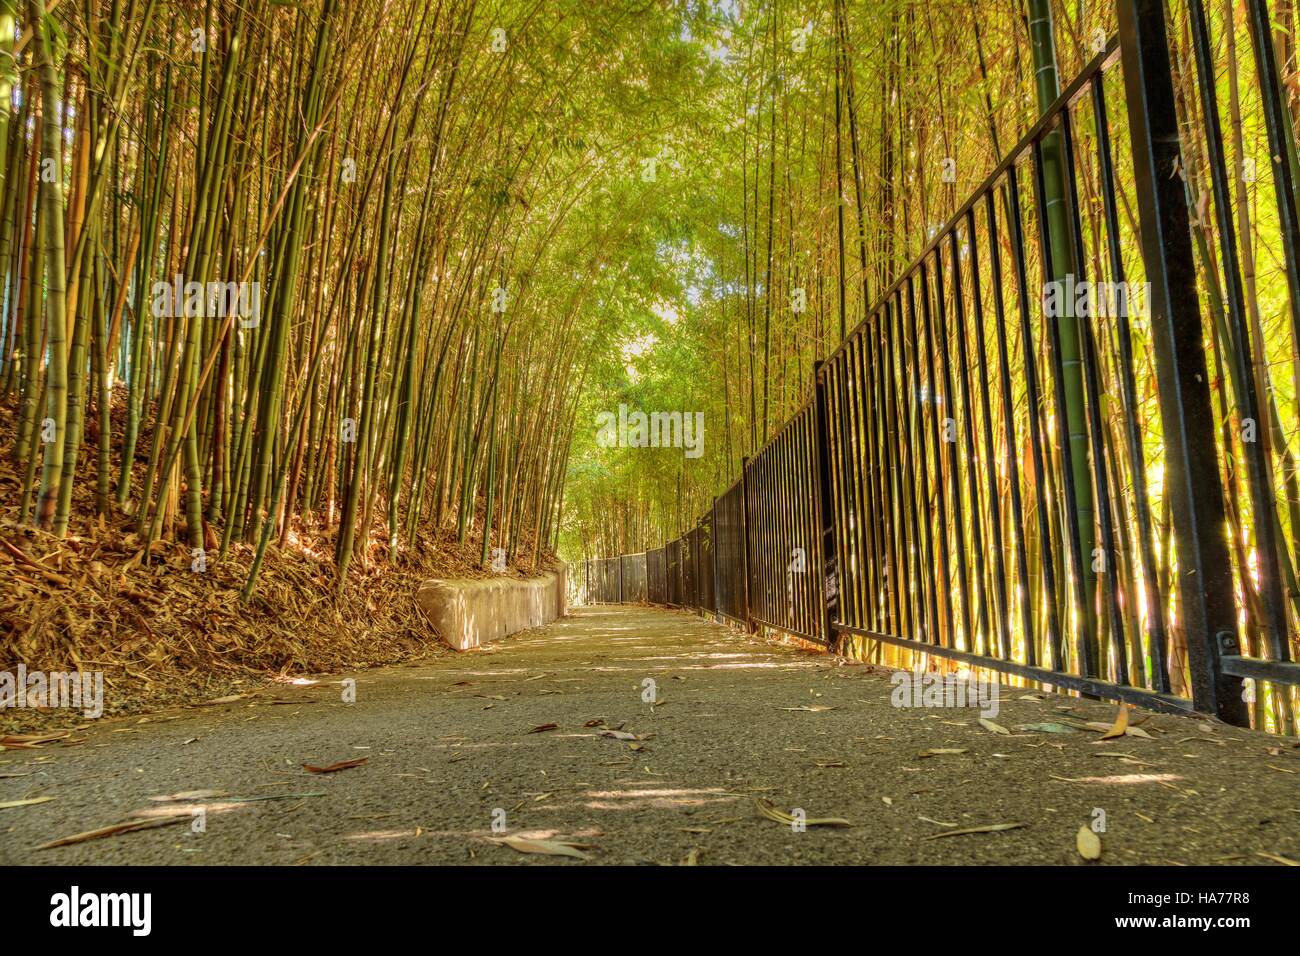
[2, 0, 1300, 880]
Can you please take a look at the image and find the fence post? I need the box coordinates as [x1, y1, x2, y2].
[740, 456, 756, 632]
[812, 361, 840, 647]
[696, 519, 704, 612]
[1116, 0, 1247, 724]
[712, 496, 720, 621]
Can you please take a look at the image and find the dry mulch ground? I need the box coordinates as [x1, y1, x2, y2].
[0, 400, 559, 731]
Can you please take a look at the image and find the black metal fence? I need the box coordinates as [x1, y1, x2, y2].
[583, 553, 648, 604]
[581, 1, 1300, 730]
[647, 547, 667, 604]
[713, 478, 747, 624]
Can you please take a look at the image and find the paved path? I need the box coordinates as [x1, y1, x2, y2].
[3, 606, 1297, 865]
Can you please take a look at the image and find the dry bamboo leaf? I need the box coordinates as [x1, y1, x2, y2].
[754, 798, 852, 827]
[148, 789, 228, 802]
[1255, 851, 1299, 866]
[0, 796, 55, 809]
[919, 815, 959, 827]
[1076, 825, 1102, 860]
[493, 836, 594, 860]
[978, 718, 1010, 735]
[527, 723, 558, 734]
[779, 705, 835, 712]
[1019, 722, 1078, 734]
[600, 729, 640, 741]
[923, 822, 1026, 840]
[1100, 705, 1130, 740]
[37, 816, 186, 850]
[302, 757, 368, 773]
[0, 731, 70, 748]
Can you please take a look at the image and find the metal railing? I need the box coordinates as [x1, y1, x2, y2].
[581, 0, 1300, 729]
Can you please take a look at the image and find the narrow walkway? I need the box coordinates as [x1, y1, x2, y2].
[3, 606, 1297, 865]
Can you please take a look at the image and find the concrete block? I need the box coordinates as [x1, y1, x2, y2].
[416, 566, 567, 651]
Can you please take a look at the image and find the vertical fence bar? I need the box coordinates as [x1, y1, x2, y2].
[714, 497, 721, 618]
[741, 456, 754, 630]
[1090, 80, 1172, 691]
[1116, 0, 1247, 724]
[813, 361, 839, 645]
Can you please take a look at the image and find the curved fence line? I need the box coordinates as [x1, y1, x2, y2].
[581, 6, 1300, 729]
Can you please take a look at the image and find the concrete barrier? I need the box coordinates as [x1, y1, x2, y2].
[415, 566, 568, 651]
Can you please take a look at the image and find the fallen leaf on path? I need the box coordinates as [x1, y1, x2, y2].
[493, 836, 595, 860]
[1100, 705, 1130, 740]
[1076, 825, 1102, 860]
[681, 847, 701, 866]
[754, 798, 852, 827]
[0, 796, 55, 809]
[303, 757, 368, 773]
[779, 705, 835, 712]
[918, 815, 958, 827]
[1019, 722, 1078, 734]
[198, 694, 245, 706]
[1255, 851, 1299, 866]
[600, 729, 641, 741]
[527, 723, 558, 734]
[224, 792, 326, 803]
[919, 748, 968, 757]
[0, 732, 70, 749]
[148, 789, 228, 803]
[978, 718, 1010, 735]
[924, 822, 1026, 840]
[37, 816, 186, 850]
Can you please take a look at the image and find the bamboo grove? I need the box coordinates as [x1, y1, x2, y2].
[3, 0, 1300, 731]
[566, 0, 1141, 556]
[1, 0, 709, 597]
[561, 0, 1300, 734]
